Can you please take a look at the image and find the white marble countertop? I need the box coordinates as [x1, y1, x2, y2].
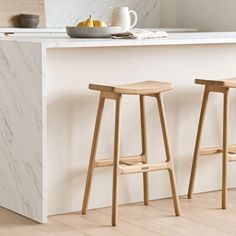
[0, 27, 197, 33]
[1, 32, 236, 48]
[0, 28, 66, 33]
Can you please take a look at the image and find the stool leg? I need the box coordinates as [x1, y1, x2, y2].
[82, 94, 105, 214]
[112, 95, 122, 226]
[188, 87, 210, 199]
[222, 88, 229, 209]
[156, 93, 181, 216]
[140, 95, 149, 205]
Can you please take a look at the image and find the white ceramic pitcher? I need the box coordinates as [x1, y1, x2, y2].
[110, 7, 138, 32]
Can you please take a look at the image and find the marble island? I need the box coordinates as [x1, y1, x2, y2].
[0, 32, 236, 223]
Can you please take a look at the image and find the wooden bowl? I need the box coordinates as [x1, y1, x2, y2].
[18, 14, 40, 28]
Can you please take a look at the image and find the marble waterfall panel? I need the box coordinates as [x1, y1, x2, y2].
[46, 0, 160, 28]
[0, 41, 46, 223]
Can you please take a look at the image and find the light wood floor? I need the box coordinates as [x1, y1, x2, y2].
[1, 189, 236, 236]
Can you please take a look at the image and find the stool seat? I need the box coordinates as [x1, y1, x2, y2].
[89, 80, 173, 95]
[196, 77, 236, 88]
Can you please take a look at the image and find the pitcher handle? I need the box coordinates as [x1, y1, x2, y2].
[129, 10, 138, 29]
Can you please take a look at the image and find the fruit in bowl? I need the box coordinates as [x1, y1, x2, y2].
[77, 15, 107, 27]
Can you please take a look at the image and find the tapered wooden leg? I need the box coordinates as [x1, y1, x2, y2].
[82, 94, 105, 214]
[140, 95, 149, 205]
[156, 93, 181, 216]
[112, 95, 122, 226]
[222, 88, 229, 209]
[188, 87, 210, 199]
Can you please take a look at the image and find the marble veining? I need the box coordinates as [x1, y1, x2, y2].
[0, 41, 46, 223]
[45, 0, 160, 28]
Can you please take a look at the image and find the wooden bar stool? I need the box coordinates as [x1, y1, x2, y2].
[82, 80, 180, 226]
[188, 78, 236, 209]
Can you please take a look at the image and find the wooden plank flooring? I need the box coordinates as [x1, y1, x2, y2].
[0, 189, 236, 236]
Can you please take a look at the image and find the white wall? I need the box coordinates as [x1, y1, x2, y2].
[160, 0, 176, 27]
[176, 0, 236, 31]
[160, 0, 236, 31]
[45, 0, 236, 31]
[45, 0, 161, 28]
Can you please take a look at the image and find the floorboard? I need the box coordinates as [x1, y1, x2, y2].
[0, 189, 236, 236]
